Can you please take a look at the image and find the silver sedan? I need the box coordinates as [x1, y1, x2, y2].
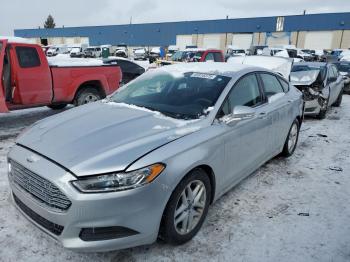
[8, 63, 304, 252]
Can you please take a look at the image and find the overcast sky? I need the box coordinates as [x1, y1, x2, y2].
[1, 0, 350, 35]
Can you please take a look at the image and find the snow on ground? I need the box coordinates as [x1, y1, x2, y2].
[1, 97, 350, 262]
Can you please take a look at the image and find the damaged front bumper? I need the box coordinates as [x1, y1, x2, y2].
[296, 86, 327, 115]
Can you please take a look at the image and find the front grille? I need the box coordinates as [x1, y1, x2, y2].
[13, 194, 64, 236]
[9, 160, 71, 211]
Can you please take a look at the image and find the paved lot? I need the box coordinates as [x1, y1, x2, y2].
[1, 97, 350, 262]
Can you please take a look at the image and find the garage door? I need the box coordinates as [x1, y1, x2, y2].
[267, 32, 290, 47]
[176, 35, 193, 50]
[304, 31, 333, 50]
[202, 34, 221, 49]
[231, 34, 252, 49]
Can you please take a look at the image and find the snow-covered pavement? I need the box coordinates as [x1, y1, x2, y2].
[0, 97, 349, 262]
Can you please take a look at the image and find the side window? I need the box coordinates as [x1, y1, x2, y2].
[260, 73, 284, 97]
[219, 74, 262, 116]
[278, 78, 290, 92]
[213, 52, 222, 62]
[205, 52, 215, 61]
[15, 47, 41, 68]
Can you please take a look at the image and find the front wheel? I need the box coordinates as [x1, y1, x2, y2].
[281, 119, 300, 157]
[316, 96, 329, 119]
[160, 168, 211, 245]
[74, 87, 102, 106]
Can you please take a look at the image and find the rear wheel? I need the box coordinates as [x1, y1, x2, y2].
[333, 88, 343, 107]
[74, 87, 102, 106]
[160, 168, 211, 245]
[282, 119, 300, 157]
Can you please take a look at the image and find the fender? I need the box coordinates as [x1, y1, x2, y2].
[68, 73, 109, 99]
[51, 69, 111, 103]
[0, 40, 9, 113]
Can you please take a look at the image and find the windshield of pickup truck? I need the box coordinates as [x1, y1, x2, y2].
[111, 70, 231, 120]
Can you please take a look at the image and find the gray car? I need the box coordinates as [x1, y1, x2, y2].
[8, 63, 303, 252]
[291, 62, 344, 119]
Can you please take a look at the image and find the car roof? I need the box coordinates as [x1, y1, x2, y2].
[157, 62, 263, 77]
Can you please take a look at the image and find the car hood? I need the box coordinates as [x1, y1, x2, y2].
[17, 101, 205, 177]
[290, 70, 320, 86]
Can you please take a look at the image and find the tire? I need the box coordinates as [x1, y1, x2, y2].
[160, 168, 211, 245]
[316, 97, 329, 119]
[333, 88, 343, 107]
[281, 119, 300, 157]
[74, 87, 102, 106]
[47, 104, 67, 110]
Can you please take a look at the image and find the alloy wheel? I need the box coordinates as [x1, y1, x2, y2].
[288, 123, 298, 152]
[174, 180, 207, 235]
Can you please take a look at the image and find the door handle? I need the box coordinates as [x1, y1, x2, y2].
[258, 112, 267, 119]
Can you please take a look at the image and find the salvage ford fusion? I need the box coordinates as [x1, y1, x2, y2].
[8, 63, 303, 252]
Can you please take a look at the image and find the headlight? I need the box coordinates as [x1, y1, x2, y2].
[71, 163, 165, 193]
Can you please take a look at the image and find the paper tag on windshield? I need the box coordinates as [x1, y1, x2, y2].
[190, 73, 216, 79]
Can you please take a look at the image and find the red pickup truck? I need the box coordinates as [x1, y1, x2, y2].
[0, 38, 122, 113]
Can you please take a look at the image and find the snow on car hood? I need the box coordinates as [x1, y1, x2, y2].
[16, 101, 204, 177]
[290, 70, 320, 86]
[227, 55, 292, 80]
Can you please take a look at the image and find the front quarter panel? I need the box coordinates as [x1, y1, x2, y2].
[127, 125, 227, 202]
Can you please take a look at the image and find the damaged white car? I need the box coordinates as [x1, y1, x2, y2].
[291, 62, 344, 119]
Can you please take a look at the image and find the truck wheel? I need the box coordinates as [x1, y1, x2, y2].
[48, 104, 67, 110]
[75, 87, 102, 106]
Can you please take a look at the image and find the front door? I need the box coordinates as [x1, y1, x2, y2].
[219, 73, 271, 188]
[10, 43, 52, 105]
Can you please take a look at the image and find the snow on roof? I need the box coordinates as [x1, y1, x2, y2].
[156, 62, 252, 77]
[227, 55, 293, 79]
[0, 36, 35, 44]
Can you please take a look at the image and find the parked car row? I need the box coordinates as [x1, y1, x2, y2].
[1, 37, 348, 253]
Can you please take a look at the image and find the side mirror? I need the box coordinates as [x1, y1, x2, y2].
[221, 106, 255, 125]
[268, 93, 285, 104]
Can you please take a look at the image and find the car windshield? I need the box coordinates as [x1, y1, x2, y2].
[110, 71, 231, 120]
[335, 63, 350, 72]
[292, 65, 327, 80]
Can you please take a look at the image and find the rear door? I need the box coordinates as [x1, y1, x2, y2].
[0, 40, 8, 112]
[330, 65, 343, 103]
[258, 72, 292, 154]
[11, 43, 52, 105]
